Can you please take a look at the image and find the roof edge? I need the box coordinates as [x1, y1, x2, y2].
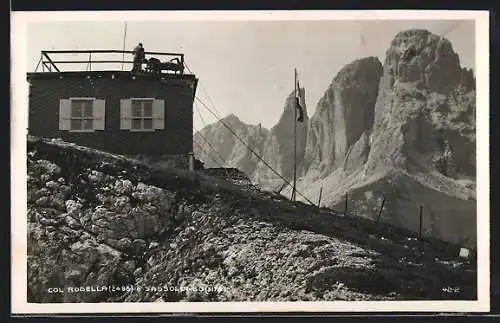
[27, 70, 197, 81]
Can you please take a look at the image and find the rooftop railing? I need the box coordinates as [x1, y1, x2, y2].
[34, 50, 185, 74]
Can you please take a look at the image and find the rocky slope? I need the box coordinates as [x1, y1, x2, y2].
[27, 136, 476, 303]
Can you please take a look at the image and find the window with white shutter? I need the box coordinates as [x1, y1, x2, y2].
[59, 97, 106, 132]
[152, 99, 165, 130]
[120, 99, 132, 130]
[94, 99, 106, 130]
[59, 99, 71, 130]
[122, 98, 164, 132]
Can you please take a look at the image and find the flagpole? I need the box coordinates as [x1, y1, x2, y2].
[121, 22, 128, 71]
[291, 68, 298, 202]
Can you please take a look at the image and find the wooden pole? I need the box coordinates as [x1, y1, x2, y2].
[317, 187, 323, 208]
[121, 22, 128, 71]
[344, 193, 348, 215]
[376, 197, 385, 223]
[418, 205, 423, 239]
[291, 68, 298, 202]
[188, 152, 194, 171]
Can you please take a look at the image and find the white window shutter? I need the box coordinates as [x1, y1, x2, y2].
[93, 99, 105, 130]
[59, 99, 71, 130]
[152, 99, 165, 130]
[120, 99, 132, 130]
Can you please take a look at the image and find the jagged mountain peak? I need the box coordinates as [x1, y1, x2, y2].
[392, 28, 434, 40]
[252, 85, 309, 188]
[383, 29, 465, 92]
[194, 112, 269, 174]
[279, 87, 308, 123]
[333, 56, 383, 84]
[304, 56, 383, 174]
[214, 113, 268, 133]
[212, 113, 244, 129]
[222, 113, 241, 123]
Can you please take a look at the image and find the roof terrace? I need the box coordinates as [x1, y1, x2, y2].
[33, 49, 188, 76]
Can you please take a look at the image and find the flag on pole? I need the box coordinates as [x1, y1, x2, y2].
[295, 71, 305, 123]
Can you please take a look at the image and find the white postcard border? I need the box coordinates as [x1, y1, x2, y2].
[11, 10, 490, 314]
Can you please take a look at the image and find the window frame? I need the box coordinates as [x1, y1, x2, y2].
[130, 97, 155, 132]
[68, 97, 96, 133]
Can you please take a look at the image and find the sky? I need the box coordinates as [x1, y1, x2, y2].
[26, 18, 476, 131]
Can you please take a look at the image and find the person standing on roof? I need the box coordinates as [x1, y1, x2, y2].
[132, 43, 145, 72]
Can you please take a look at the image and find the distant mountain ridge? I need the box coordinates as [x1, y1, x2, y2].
[194, 114, 269, 178]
